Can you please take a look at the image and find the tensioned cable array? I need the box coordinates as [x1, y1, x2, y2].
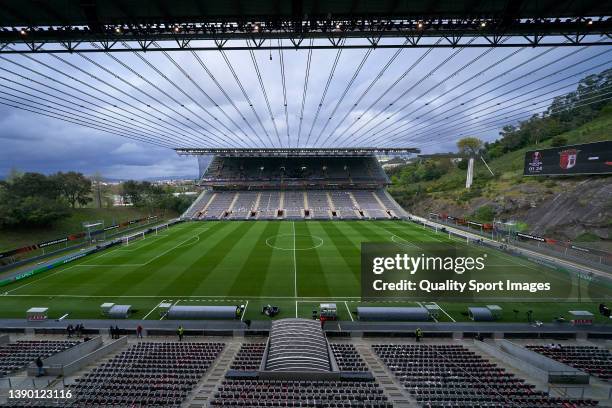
[278, 39, 290, 148]
[296, 38, 315, 148]
[188, 47, 266, 147]
[304, 38, 346, 147]
[414, 92, 612, 151]
[0, 51, 216, 148]
[310, 48, 373, 146]
[0, 38, 609, 151]
[343, 37, 486, 146]
[219, 49, 276, 147]
[329, 38, 448, 147]
[366, 44, 608, 145]
[247, 41, 282, 147]
[384, 50, 612, 146]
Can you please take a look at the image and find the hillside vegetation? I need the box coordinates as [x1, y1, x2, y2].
[0, 207, 176, 252]
[388, 69, 611, 244]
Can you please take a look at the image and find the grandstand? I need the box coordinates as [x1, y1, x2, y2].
[1, 0, 611, 406]
[182, 149, 409, 221]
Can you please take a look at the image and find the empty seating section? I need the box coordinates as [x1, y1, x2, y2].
[183, 191, 210, 219]
[351, 191, 388, 219]
[210, 379, 392, 407]
[200, 157, 388, 184]
[231, 343, 266, 371]
[526, 345, 612, 381]
[283, 191, 304, 219]
[202, 192, 236, 219]
[373, 344, 598, 408]
[186, 190, 404, 220]
[375, 191, 403, 216]
[330, 344, 368, 372]
[182, 152, 408, 220]
[307, 191, 331, 219]
[68, 342, 223, 407]
[230, 192, 259, 219]
[0, 340, 79, 377]
[330, 191, 358, 219]
[259, 191, 281, 218]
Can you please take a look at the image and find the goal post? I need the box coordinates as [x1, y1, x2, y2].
[153, 223, 169, 235]
[123, 230, 145, 246]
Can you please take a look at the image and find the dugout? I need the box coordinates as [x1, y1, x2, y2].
[468, 307, 495, 321]
[357, 307, 430, 322]
[107, 305, 132, 319]
[167, 305, 239, 319]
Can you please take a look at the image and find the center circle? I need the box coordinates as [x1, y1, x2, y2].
[265, 234, 324, 251]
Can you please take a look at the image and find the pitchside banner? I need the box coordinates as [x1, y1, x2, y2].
[361, 243, 612, 302]
[524, 140, 612, 176]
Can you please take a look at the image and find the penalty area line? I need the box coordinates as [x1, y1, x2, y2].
[241, 300, 249, 321]
[344, 301, 354, 321]
[142, 299, 165, 320]
[433, 301, 456, 322]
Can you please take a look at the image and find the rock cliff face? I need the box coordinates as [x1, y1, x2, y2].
[410, 177, 611, 242]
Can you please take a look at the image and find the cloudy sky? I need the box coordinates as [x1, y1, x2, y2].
[0, 37, 610, 179]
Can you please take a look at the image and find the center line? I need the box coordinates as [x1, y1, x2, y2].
[292, 221, 297, 298]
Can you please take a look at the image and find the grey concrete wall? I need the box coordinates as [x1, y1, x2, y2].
[498, 340, 589, 384]
[27, 337, 102, 376]
[473, 340, 549, 382]
[61, 336, 127, 376]
[0, 334, 9, 344]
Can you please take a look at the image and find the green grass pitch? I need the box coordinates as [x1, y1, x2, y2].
[0, 220, 608, 324]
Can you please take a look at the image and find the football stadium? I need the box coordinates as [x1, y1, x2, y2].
[0, 1, 612, 407]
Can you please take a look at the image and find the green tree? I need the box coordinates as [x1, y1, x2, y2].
[550, 135, 568, 147]
[456, 137, 484, 157]
[53, 172, 92, 208]
[0, 173, 69, 227]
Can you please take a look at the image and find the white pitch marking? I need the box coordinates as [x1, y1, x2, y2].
[160, 299, 181, 320]
[142, 299, 164, 320]
[344, 301, 354, 321]
[4, 265, 77, 294]
[76, 264, 145, 267]
[144, 234, 202, 265]
[292, 221, 298, 298]
[241, 300, 249, 321]
[1, 294, 363, 299]
[433, 301, 456, 322]
[417, 301, 437, 322]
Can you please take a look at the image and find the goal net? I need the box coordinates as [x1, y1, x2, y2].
[123, 231, 145, 246]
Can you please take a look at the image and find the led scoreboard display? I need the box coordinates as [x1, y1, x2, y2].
[524, 140, 612, 176]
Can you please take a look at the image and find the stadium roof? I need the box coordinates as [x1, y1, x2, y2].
[1, 0, 609, 26]
[176, 147, 419, 157]
[0, 0, 610, 52]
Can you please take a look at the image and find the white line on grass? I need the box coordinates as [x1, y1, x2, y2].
[292, 221, 297, 298]
[77, 264, 145, 267]
[142, 299, 164, 320]
[2, 294, 363, 299]
[295, 300, 298, 318]
[433, 301, 456, 322]
[144, 234, 203, 265]
[344, 301, 354, 321]
[417, 301, 437, 322]
[160, 299, 181, 320]
[241, 300, 249, 321]
[4, 265, 77, 294]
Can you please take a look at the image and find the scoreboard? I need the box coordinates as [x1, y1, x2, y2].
[524, 140, 612, 176]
